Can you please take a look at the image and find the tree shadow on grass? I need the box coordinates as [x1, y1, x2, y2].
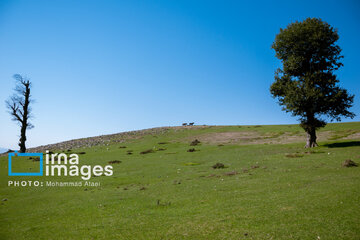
[323, 141, 360, 148]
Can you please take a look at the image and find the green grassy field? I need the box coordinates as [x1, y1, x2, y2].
[1, 122, 360, 239]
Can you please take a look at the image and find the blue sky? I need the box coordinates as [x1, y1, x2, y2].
[0, 0, 359, 149]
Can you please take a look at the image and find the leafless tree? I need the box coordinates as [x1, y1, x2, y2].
[6, 74, 34, 152]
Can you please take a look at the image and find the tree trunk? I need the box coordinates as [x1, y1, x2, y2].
[19, 82, 30, 153]
[19, 125, 26, 153]
[305, 127, 318, 148]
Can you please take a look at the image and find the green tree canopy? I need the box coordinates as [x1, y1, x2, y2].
[270, 18, 355, 148]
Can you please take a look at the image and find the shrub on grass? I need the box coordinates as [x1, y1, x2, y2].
[212, 163, 225, 169]
[108, 160, 122, 164]
[140, 149, 155, 154]
[190, 139, 201, 146]
[342, 159, 358, 167]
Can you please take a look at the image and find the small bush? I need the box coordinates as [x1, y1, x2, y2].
[30, 157, 40, 162]
[140, 149, 155, 154]
[157, 199, 171, 206]
[212, 163, 225, 169]
[108, 160, 122, 164]
[190, 139, 201, 146]
[342, 159, 358, 167]
[187, 148, 197, 152]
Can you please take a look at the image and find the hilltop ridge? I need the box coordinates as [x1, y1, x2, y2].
[18, 122, 360, 153]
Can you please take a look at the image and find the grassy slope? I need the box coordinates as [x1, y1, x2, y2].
[0, 122, 359, 239]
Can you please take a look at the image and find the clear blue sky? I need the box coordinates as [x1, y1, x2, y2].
[0, 0, 359, 149]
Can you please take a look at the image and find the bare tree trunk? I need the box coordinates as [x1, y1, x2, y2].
[6, 75, 34, 153]
[19, 79, 30, 153]
[305, 127, 318, 148]
[19, 125, 27, 153]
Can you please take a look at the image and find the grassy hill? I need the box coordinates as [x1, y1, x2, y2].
[1, 122, 360, 239]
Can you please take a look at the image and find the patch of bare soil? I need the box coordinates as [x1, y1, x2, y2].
[188, 131, 335, 145]
[223, 171, 238, 176]
[194, 131, 262, 144]
[343, 132, 360, 140]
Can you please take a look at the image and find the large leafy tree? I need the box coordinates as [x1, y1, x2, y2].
[270, 18, 355, 148]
